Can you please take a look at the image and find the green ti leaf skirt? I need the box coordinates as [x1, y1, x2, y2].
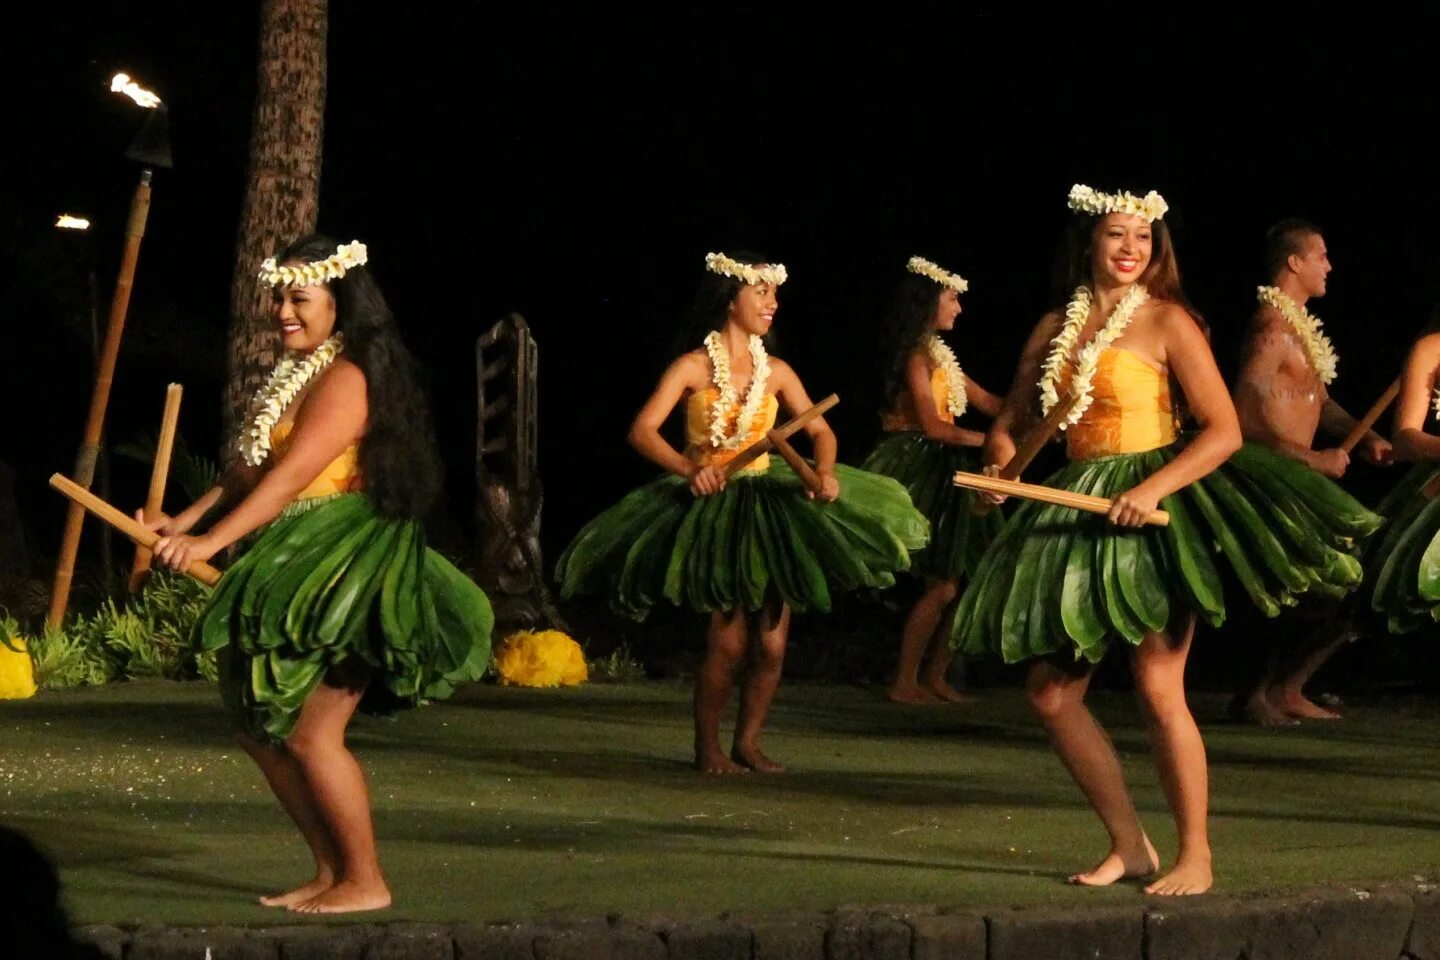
[556, 460, 929, 620]
[197, 494, 494, 742]
[1366, 462, 1440, 634]
[861, 432, 1003, 581]
[952, 441, 1382, 664]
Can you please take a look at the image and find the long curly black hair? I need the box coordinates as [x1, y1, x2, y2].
[878, 270, 946, 407]
[273, 234, 442, 520]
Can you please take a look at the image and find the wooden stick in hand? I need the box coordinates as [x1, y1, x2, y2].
[723, 394, 839, 478]
[129, 383, 184, 589]
[767, 430, 824, 494]
[1339, 379, 1400, 455]
[954, 470, 1170, 526]
[973, 393, 1079, 516]
[1001, 394, 1079, 480]
[49, 473, 221, 586]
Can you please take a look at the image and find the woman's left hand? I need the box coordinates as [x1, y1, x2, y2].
[809, 470, 840, 502]
[151, 533, 219, 571]
[1108, 484, 1160, 528]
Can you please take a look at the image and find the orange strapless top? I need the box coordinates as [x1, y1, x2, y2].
[1060, 348, 1178, 460]
[881, 367, 953, 432]
[683, 389, 780, 471]
[269, 420, 363, 501]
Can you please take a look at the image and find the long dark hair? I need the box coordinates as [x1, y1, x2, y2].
[672, 250, 776, 355]
[878, 270, 945, 406]
[274, 234, 442, 520]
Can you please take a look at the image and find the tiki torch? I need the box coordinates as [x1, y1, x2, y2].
[47, 72, 173, 626]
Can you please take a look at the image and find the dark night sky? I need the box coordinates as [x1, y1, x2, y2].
[4, 4, 1437, 570]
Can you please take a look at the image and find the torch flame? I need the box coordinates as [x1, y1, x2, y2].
[55, 215, 92, 231]
[109, 73, 162, 109]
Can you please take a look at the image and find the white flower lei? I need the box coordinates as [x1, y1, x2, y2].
[703, 331, 770, 450]
[1067, 184, 1169, 223]
[704, 252, 787, 287]
[925, 335, 968, 418]
[1256, 285, 1338, 385]
[907, 256, 968, 293]
[238, 334, 345, 465]
[1432, 387, 1440, 421]
[1038, 284, 1150, 429]
[259, 241, 368, 288]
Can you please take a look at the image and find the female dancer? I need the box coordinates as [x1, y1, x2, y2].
[151, 236, 493, 913]
[558, 251, 927, 773]
[863, 256, 1003, 703]
[953, 186, 1378, 895]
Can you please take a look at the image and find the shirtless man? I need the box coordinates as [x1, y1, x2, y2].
[1232, 219, 1392, 724]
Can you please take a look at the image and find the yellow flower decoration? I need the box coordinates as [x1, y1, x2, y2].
[0, 635, 36, 700]
[494, 630, 589, 687]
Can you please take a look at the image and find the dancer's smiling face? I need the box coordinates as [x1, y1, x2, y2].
[1091, 213, 1153, 288]
[727, 280, 778, 338]
[273, 276, 338, 353]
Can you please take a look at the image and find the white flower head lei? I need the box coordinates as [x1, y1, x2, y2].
[259, 240, 368, 288]
[1067, 184, 1170, 224]
[1038, 285, 1151, 429]
[906, 255, 969, 293]
[704, 251, 788, 287]
[1256, 286, 1338, 385]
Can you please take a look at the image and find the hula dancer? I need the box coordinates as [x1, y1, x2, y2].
[557, 251, 927, 774]
[862, 256, 1003, 704]
[952, 186, 1379, 895]
[1232, 220, 1392, 724]
[1368, 311, 1440, 631]
[149, 236, 493, 913]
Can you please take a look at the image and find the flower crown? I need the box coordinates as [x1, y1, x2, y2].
[705, 251, 787, 286]
[259, 240, 369, 287]
[1067, 184, 1169, 223]
[906, 256, 968, 293]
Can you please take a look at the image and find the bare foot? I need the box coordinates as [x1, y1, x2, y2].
[1144, 854, 1213, 896]
[1239, 691, 1300, 727]
[259, 873, 333, 908]
[1069, 835, 1159, 887]
[1272, 688, 1341, 721]
[732, 743, 785, 773]
[888, 683, 943, 705]
[923, 679, 974, 703]
[289, 879, 391, 914]
[695, 748, 749, 775]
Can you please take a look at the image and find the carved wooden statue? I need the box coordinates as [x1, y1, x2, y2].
[475, 314, 565, 632]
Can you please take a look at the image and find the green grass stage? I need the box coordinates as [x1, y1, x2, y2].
[2, 680, 1437, 925]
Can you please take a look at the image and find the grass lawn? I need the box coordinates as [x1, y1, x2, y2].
[2, 680, 1437, 925]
